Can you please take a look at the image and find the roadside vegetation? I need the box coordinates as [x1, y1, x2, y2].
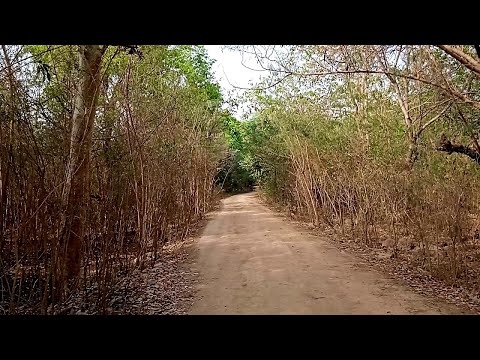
[0, 45, 246, 314]
[2, 44, 480, 314]
[238, 45, 480, 294]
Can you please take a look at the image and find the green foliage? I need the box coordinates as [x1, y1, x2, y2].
[164, 45, 222, 108]
[215, 115, 256, 193]
[0, 44, 232, 313]
[232, 44, 480, 289]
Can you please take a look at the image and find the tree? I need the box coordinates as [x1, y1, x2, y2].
[60, 45, 107, 281]
[234, 45, 480, 166]
[434, 45, 480, 164]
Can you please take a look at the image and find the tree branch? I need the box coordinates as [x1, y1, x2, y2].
[274, 68, 480, 111]
[437, 45, 480, 78]
[437, 134, 480, 165]
[417, 102, 452, 137]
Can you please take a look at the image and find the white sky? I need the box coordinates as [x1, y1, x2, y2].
[204, 45, 266, 119]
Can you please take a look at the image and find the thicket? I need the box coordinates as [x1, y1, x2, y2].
[241, 45, 480, 289]
[0, 45, 234, 314]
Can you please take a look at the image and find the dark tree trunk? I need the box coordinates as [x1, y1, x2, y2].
[437, 134, 480, 165]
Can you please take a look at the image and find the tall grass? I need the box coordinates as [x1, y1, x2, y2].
[254, 101, 480, 289]
[0, 45, 227, 314]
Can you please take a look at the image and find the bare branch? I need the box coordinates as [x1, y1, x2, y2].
[437, 45, 480, 78]
[0, 45, 67, 73]
[252, 65, 480, 111]
[417, 102, 452, 137]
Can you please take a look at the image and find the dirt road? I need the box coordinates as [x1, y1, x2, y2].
[189, 192, 467, 314]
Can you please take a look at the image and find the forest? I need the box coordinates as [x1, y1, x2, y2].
[1, 45, 480, 314]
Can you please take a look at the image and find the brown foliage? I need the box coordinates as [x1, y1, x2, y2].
[0, 45, 225, 314]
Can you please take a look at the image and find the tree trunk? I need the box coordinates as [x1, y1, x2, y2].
[0, 45, 17, 253]
[60, 45, 106, 281]
[406, 133, 419, 169]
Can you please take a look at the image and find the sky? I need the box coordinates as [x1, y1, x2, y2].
[204, 46, 266, 119]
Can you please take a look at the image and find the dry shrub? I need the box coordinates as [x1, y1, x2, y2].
[0, 45, 227, 314]
[256, 103, 480, 290]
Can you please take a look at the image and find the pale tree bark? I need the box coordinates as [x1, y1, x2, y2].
[437, 45, 480, 78]
[60, 45, 106, 281]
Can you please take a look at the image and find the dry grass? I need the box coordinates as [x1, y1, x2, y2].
[261, 142, 480, 293]
[0, 46, 227, 314]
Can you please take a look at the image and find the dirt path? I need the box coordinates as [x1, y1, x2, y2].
[189, 192, 469, 314]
